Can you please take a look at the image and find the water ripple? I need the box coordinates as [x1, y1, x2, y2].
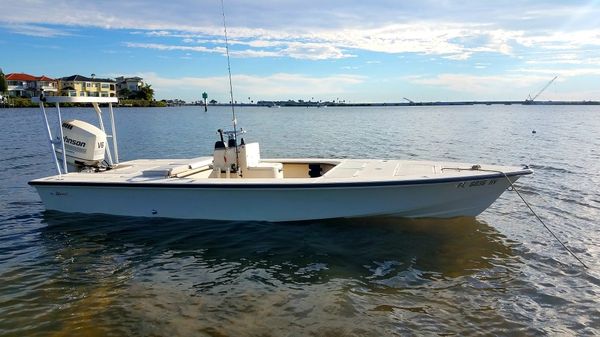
[1, 106, 599, 335]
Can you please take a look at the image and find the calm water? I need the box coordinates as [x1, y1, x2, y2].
[1, 105, 599, 336]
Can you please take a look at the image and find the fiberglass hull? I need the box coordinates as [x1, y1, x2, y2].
[30, 171, 526, 221]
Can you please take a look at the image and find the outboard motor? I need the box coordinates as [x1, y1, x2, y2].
[57, 119, 107, 169]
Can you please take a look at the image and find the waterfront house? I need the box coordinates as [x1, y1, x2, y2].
[59, 75, 116, 97]
[115, 76, 144, 93]
[6, 73, 58, 97]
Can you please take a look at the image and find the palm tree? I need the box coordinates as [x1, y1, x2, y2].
[136, 84, 154, 100]
[118, 88, 132, 99]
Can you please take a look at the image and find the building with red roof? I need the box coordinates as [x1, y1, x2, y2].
[6, 73, 58, 97]
[6, 73, 38, 81]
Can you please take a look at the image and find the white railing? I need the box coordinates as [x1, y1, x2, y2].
[31, 96, 120, 175]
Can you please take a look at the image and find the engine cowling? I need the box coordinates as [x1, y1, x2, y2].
[58, 119, 107, 167]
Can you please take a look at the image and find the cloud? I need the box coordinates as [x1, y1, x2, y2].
[125, 40, 353, 60]
[2, 23, 72, 37]
[130, 72, 365, 101]
[442, 52, 474, 61]
[277, 42, 354, 60]
[513, 67, 600, 77]
[403, 69, 600, 100]
[122, 22, 521, 61]
[3, 1, 600, 62]
[120, 21, 600, 63]
[514, 29, 600, 50]
[405, 73, 552, 96]
[124, 42, 224, 53]
[525, 54, 600, 66]
[542, 89, 600, 101]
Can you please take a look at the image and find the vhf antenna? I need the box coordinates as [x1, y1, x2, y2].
[220, 0, 241, 175]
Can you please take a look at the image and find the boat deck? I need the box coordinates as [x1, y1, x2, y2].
[30, 157, 531, 186]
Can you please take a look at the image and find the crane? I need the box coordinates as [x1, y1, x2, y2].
[403, 97, 414, 104]
[526, 75, 558, 103]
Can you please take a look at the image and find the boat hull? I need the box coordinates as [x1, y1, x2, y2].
[30, 175, 523, 221]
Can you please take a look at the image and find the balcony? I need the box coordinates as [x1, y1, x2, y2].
[40, 86, 58, 92]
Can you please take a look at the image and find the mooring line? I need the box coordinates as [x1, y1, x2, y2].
[443, 166, 588, 269]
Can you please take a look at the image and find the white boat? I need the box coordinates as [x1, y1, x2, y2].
[28, 96, 532, 222]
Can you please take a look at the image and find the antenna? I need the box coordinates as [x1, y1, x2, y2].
[220, 0, 240, 174]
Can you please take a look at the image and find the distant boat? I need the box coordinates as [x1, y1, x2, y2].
[268, 104, 280, 108]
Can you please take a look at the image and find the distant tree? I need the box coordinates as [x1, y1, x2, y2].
[118, 87, 132, 99]
[0, 69, 7, 95]
[209, 99, 218, 104]
[136, 84, 154, 100]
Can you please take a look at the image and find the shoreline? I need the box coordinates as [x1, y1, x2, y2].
[2, 100, 599, 109]
[202, 100, 600, 107]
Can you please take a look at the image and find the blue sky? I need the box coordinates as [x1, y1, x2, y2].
[1, 0, 600, 102]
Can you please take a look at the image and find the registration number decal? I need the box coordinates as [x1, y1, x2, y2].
[457, 179, 497, 188]
[50, 191, 68, 196]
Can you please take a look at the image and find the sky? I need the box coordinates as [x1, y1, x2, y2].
[1, 0, 600, 103]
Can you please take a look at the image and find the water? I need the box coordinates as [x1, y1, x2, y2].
[1, 105, 599, 336]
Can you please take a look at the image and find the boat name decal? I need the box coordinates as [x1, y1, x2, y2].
[62, 122, 73, 130]
[63, 136, 86, 148]
[457, 179, 497, 188]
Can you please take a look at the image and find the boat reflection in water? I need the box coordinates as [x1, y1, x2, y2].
[33, 213, 518, 336]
